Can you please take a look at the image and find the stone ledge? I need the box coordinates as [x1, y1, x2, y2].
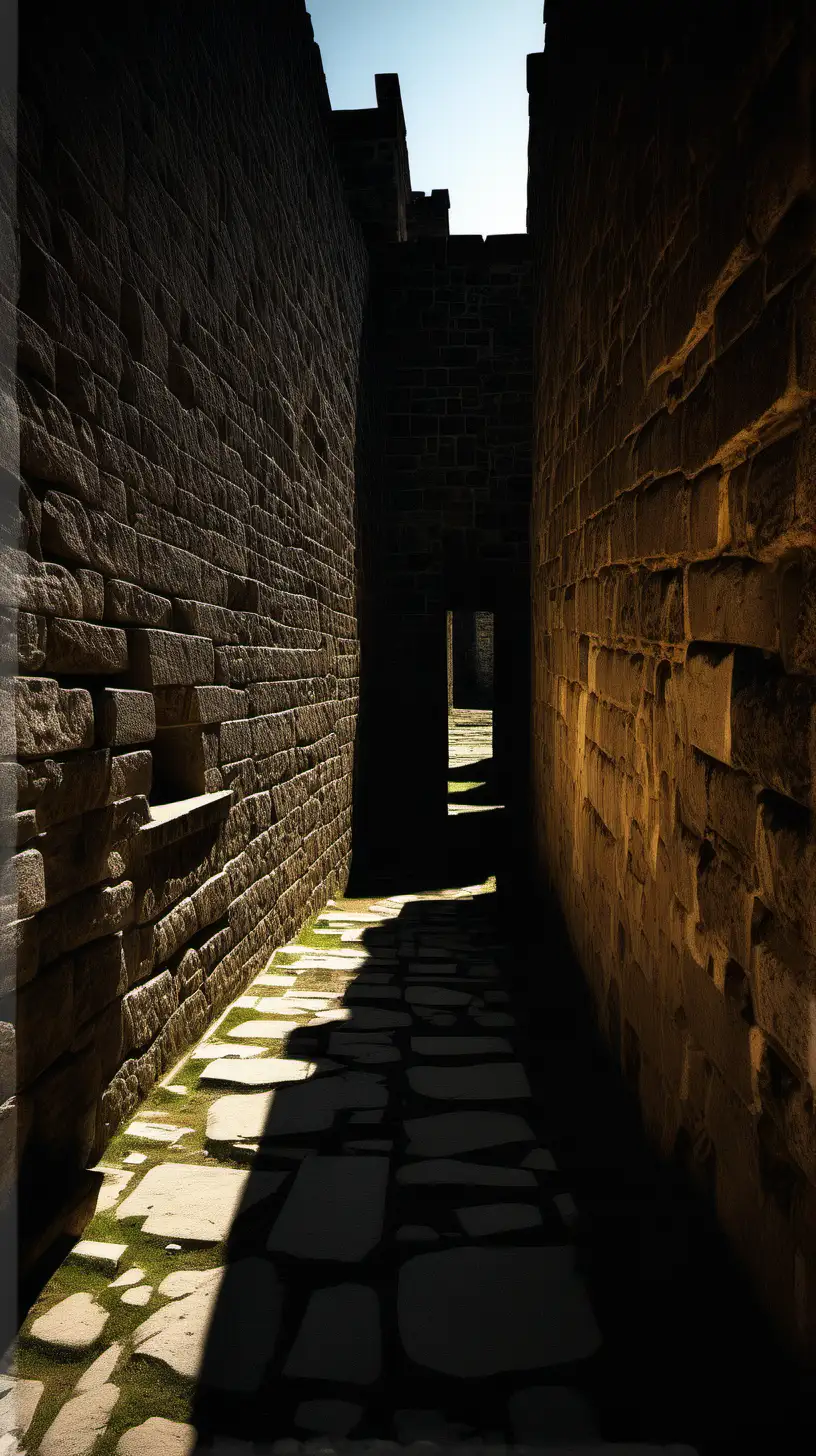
[137, 790, 233, 854]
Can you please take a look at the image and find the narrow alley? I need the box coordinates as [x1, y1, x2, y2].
[6, 717, 810, 1454]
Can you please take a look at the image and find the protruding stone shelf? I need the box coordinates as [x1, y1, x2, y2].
[137, 790, 233, 853]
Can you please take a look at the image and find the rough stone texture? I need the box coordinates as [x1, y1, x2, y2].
[528, 0, 816, 1358]
[12, 0, 371, 1255]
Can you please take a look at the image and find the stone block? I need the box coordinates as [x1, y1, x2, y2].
[128, 629, 214, 689]
[636, 474, 690, 559]
[730, 668, 816, 807]
[122, 971, 178, 1056]
[697, 840, 755, 967]
[76, 570, 105, 621]
[38, 880, 135, 964]
[16, 959, 75, 1086]
[591, 648, 644, 709]
[670, 646, 734, 763]
[706, 762, 758, 857]
[12, 677, 95, 759]
[108, 752, 153, 803]
[104, 579, 173, 629]
[686, 559, 781, 653]
[0, 555, 82, 618]
[756, 800, 816, 956]
[751, 923, 816, 1087]
[45, 618, 129, 675]
[95, 689, 156, 748]
[9, 848, 45, 919]
[41, 491, 139, 581]
[680, 951, 754, 1107]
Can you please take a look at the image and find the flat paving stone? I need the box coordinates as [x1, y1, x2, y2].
[255, 996, 341, 1013]
[345, 983, 402, 1000]
[189, 1042, 267, 1059]
[408, 1063, 531, 1101]
[227, 1020, 301, 1040]
[77, 1345, 122, 1391]
[507, 1384, 600, 1442]
[29, 1292, 110, 1352]
[472, 1011, 515, 1027]
[116, 1416, 198, 1454]
[133, 1258, 282, 1389]
[295, 1400, 363, 1436]
[396, 1226, 440, 1243]
[329, 1037, 401, 1064]
[0, 1376, 44, 1438]
[116, 1163, 284, 1242]
[125, 1121, 192, 1144]
[404, 1110, 535, 1156]
[159, 1268, 223, 1300]
[284, 1283, 381, 1383]
[398, 1160, 537, 1187]
[94, 1168, 136, 1212]
[121, 1285, 153, 1306]
[406, 986, 472, 1007]
[398, 1247, 602, 1376]
[253, 974, 297, 987]
[39, 1381, 119, 1456]
[267, 1156, 389, 1262]
[207, 1072, 387, 1144]
[410, 1036, 512, 1057]
[70, 1239, 127, 1271]
[523, 1148, 558, 1170]
[109, 1268, 144, 1289]
[456, 1203, 543, 1236]
[199, 1057, 317, 1087]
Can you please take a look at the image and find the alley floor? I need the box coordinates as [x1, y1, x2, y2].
[2, 715, 812, 1454]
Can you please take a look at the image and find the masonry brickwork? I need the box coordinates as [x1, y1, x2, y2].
[4, 0, 533, 1263]
[528, 0, 816, 1355]
[354, 237, 532, 870]
[6, 0, 371, 1256]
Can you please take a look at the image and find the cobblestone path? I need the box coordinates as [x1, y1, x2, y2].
[2, 716, 797, 1453]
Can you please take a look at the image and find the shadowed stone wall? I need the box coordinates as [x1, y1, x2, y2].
[451, 611, 494, 709]
[351, 236, 532, 877]
[529, 0, 816, 1355]
[8, 0, 369, 1257]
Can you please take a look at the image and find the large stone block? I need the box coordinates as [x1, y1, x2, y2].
[11, 677, 94, 759]
[95, 689, 156, 748]
[669, 646, 734, 763]
[45, 619, 129, 675]
[686, 559, 781, 653]
[7, 848, 46, 919]
[128, 629, 214, 689]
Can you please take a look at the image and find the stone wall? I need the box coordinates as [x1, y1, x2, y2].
[451, 611, 494, 709]
[528, 0, 816, 1353]
[352, 236, 532, 875]
[7, 0, 369, 1252]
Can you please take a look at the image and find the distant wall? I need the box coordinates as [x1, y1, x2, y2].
[353, 236, 532, 873]
[529, 0, 816, 1353]
[452, 611, 494, 709]
[8, 0, 368, 1250]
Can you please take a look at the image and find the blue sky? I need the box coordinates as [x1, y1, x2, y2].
[307, 0, 544, 238]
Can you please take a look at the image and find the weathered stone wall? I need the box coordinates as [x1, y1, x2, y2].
[8, 0, 368, 1248]
[529, 0, 816, 1353]
[353, 236, 532, 873]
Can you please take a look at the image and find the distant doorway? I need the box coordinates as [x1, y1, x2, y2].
[446, 610, 503, 829]
[447, 610, 494, 710]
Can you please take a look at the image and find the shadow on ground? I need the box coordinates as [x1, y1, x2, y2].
[184, 844, 814, 1454]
